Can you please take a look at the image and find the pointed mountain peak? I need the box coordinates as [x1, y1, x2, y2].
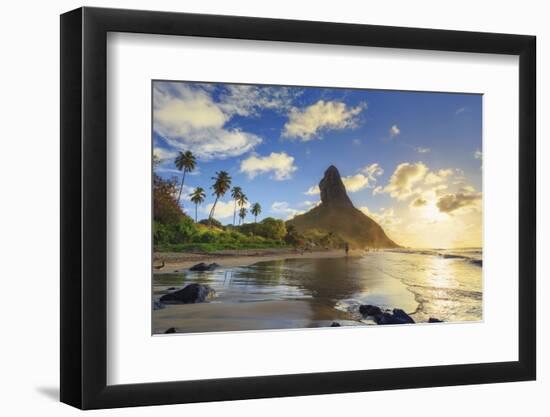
[319, 165, 354, 208]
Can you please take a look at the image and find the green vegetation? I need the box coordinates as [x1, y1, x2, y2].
[154, 151, 291, 252]
[154, 150, 348, 253]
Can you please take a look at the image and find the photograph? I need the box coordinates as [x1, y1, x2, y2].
[151, 80, 483, 334]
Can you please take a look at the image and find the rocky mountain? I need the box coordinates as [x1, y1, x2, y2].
[287, 165, 399, 248]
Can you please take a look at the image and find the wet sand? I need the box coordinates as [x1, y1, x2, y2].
[153, 300, 362, 334]
[153, 248, 365, 274]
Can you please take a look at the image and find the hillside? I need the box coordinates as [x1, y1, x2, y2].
[286, 165, 399, 249]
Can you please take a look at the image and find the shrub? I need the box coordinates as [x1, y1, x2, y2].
[259, 217, 287, 240]
[198, 218, 223, 229]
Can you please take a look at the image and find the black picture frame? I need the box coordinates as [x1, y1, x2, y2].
[60, 6, 536, 410]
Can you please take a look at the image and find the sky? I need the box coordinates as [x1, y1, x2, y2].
[153, 80, 482, 249]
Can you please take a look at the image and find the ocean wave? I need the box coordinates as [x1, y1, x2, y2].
[384, 248, 482, 266]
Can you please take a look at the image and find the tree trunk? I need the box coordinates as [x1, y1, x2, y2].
[208, 196, 219, 226]
[233, 200, 237, 226]
[177, 170, 187, 208]
[195, 204, 198, 223]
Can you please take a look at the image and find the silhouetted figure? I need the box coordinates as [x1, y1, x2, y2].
[344, 242, 349, 256]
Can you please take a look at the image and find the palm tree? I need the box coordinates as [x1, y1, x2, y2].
[174, 151, 196, 207]
[189, 187, 206, 223]
[237, 192, 248, 212]
[208, 171, 232, 225]
[238, 207, 248, 225]
[230, 186, 243, 226]
[251, 202, 262, 223]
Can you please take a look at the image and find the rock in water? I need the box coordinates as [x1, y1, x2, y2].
[330, 322, 341, 327]
[159, 283, 215, 304]
[287, 165, 399, 248]
[428, 317, 444, 323]
[164, 327, 178, 334]
[189, 262, 220, 271]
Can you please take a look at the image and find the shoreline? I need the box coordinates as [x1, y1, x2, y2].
[153, 248, 366, 273]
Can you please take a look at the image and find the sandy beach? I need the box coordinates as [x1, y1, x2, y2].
[153, 300, 363, 334]
[153, 248, 365, 273]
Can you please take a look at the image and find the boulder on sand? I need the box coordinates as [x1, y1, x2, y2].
[330, 322, 341, 327]
[164, 327, 178, 334]
[374, 308, 415, 325]
[159, 283, 215, 304]
[189, 262, 220, 271]
[359, 304, 382, 317]
[428, 317, 444, 323]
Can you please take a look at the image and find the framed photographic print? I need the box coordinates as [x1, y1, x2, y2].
[60, 7, 536, 409]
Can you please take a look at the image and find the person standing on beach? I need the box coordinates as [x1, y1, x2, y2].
[344, 242, 349, 256]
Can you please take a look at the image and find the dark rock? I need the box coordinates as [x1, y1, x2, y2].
[392, 308, 415, 324]
[159, 283, 215, 304]
[166, 287, 177, 291]
[153, 300, 165, 310]
[374, 313, 399, 325]
[319, 165, 355, 209]
[189, 262, 220, 271]
[428, 317, 444, 323]
[470, 259, 482, 267]
[330, 322, 341, 327]
[164, 327, 178, 334]
[374, 309, 415, 325]
[359, 304, 382, 317]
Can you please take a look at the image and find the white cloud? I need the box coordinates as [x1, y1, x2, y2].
[415, 147, 431, 154]
[409, 197, 428, 208]
[153, 147, 177, 162]
[271, 201, 303, 220]
[458, 184, 476, 193]
[282, 100, 364, 141]
[424, 169, 453, 185]
[153, 82, 262, 159]
[474, 149, 482, 159]
[360, 206, 402, 230]
[305, 185, 320, 196]
[240, 152, 297, 180]
[300, 200, 320, 208]
[361, 163, 384, 183]
[342, 174, 370, 192]
[203, 200, 248, 221]
[218, 84, 300, 117]
[455, 107, 467, 115]
[372, 185, 383, 196]
[178, 184, 196, 203]
[352, 138, 361, 146]
[384, 162, 428, 200]
[436, 191, 482, 214]
[390, 124, 400, 137]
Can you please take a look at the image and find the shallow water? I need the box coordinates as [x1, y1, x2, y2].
[153, 249, 482, 333]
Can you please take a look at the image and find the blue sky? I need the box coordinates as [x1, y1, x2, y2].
[153, 81, 482, 248]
